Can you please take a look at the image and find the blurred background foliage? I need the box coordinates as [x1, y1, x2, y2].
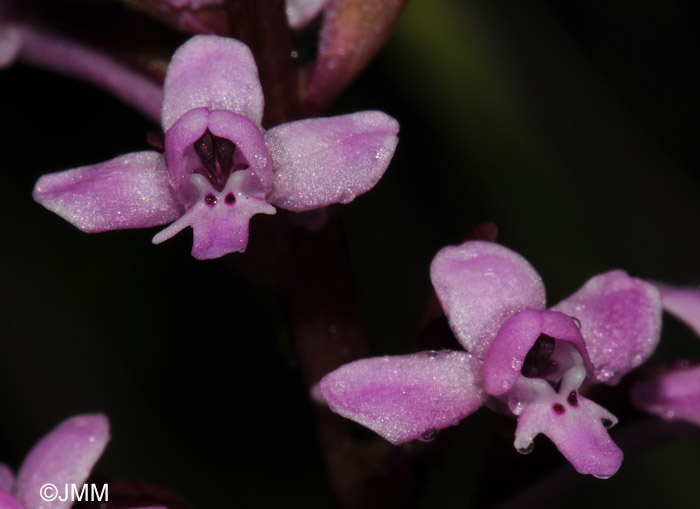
[1, 0, 699, 507]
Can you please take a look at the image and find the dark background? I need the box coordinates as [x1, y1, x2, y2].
[2, 0, 699, 507]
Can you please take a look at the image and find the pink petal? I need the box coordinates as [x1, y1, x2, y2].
[631, 364, 700, 426]
[33, 152, 184, 233]
[514, 385, 622, 478]
[15, 414, 110, 509]
[482, 310, 593, 396]
[285, 0, 328, 29]
[319, 350, 486, 444]
[551, 270, 662, 384]
[0, 25, 22, 68]
[430, 241, 546, 357]
[0, 463, 14, 493]
[655, 283, 700, 338]
[0, 490, 23, 509]
[265, 111, 399, 211]
[152, 172, 276, 259]
[161, 35, 264, 132]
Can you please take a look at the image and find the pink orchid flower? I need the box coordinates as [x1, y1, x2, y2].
[320, 240, 663, 478]
[33, 35, 399, 259]
[0, 414, 167, 509]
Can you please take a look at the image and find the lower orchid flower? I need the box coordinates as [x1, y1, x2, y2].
[0, 413, 168, 509]
[32, 35, 399, 259]
[319, 240, 662, 478]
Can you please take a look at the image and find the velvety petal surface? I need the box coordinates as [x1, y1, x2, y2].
[266, 111, 399, 211]
[482, 310, 593, 396]
[285, 0, 327, 29]
[631, 364, 700, 426]
[152, 172, 275, 259]
[161, 35, 264, 132]
[430, 241, 546, 357]
[319, 350, 486, 444]
[512, 372, 622, 478]
[655, 284, 700, 338]
[515, 389, 622, 478]
[15, 414, 110, 509]
[34, 152, 184, 233]
[551, 270, 662, 384]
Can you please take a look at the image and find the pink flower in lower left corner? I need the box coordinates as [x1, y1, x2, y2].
[33, 35, 399, 259]
[0, 413, 168, 509]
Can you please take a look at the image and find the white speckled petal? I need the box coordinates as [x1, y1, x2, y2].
[15, 414, 110, 509]
[319, 350, 486, 444]
[514, 382, 622, 478]
[551, 270, 662, 385]
[285, 0, 327, 29]
[266, 111, 399, 211]
[33, 152, 184, 233]
[430, 241, 546, 357]
[655, 283, 700, 338]
[161, 35, 264, 132]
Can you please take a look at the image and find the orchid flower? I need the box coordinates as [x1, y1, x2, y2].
[632, 285, 700, 427]
[33, 35, 399, 259]
[319, 240, 662, 478]
[0, 413, 167, 509]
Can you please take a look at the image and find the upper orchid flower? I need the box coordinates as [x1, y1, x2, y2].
[632, 284, 700, 426]
[319, 240, 662, 478]
[0, 413, 168, 509]
[33, 35, 399, 259]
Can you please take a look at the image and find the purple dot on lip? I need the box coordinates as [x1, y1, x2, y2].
[567, 391, 579, 407]
[225, 193, 236, 205]
[205, 194, 217, 207]
[552, 403, 566, 415]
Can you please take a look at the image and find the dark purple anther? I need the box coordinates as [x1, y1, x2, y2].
[215, 136, 235, 176]
[567, 391, 579, 407]
[194, 130, 216, 175]
[522, 335, 556, 378]
[193, 129, 243, 192]
[205, 194, 217, 207]
[553, 403, 566, 415]
[225, 193, 236, 205]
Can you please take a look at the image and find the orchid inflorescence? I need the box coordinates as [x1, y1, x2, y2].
[1, 1, 699, 507]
